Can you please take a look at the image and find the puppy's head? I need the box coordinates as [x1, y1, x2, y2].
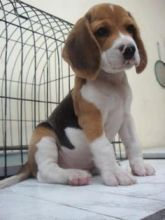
[63, 3, 147, 80]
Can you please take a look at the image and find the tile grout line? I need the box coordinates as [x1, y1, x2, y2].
[98, 190, 165, 203]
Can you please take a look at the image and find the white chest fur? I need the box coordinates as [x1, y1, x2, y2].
[80, 71, 132, 140]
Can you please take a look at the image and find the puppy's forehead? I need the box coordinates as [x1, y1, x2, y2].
[86, 3, 129, 23]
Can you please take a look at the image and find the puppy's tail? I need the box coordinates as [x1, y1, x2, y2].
[0, 163, 31, 189]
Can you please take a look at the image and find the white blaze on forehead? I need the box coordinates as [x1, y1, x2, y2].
[109, 4, 114, 11]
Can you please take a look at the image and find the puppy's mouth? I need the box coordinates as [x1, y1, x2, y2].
[111, 58, 139, 72]
[123, 57, 139, 66]
[123, 59, 136, 69]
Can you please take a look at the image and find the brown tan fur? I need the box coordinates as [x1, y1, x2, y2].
[72, 77, 103, 142]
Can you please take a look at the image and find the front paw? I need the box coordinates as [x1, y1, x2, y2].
[102, 167, 136, 186]
[131, 160, 155, 176]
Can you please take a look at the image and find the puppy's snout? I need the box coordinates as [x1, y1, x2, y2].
[120, 44, 136, 60]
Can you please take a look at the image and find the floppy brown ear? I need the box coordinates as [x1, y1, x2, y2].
[129, 14, 148, 73]
[134, 29, 148, 73]
[62, 17, 101, 80]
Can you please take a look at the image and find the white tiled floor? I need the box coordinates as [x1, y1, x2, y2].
[1, 160, 165, 220]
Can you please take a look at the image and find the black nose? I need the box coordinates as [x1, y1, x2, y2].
[123, 45, 136, 60]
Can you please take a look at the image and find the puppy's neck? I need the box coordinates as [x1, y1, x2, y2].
[97, 70, 127, 85]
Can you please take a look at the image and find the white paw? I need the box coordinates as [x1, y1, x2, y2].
[67, 169, 91, 186]
[131, 161, 155, 176]
[102, 166, 136, 186]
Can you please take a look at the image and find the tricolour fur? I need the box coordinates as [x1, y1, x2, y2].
[0, 3, 155, 189]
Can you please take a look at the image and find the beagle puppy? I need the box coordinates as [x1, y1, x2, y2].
[0, 3, 155, 188]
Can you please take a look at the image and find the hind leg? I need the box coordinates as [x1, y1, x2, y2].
[32, 129, 91, 186]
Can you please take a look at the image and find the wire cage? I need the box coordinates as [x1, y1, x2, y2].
[0, 0, 123, 178]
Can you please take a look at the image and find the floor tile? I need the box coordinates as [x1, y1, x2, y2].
[0, 160, 165, 220]
[0, 190, 113, 220]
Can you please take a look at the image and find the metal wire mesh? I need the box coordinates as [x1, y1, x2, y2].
[0, 0, 123, 178]
[0, 0, 75, 177]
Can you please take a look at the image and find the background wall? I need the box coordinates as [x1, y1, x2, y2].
[25, 0, 165, 149]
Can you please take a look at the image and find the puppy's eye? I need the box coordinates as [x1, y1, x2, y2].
[126, 25, 135, 35]
[95, 27, 110, 37]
